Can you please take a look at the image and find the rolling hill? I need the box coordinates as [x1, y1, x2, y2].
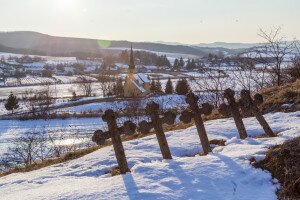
[0, 31, 237, 57]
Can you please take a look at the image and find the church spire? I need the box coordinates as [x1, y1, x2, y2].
[129, 44, 135, 71]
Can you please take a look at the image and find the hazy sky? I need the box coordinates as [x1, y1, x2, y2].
[0, 0, 299, 44]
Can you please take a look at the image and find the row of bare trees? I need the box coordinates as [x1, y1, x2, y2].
[77, 75, 124, 98]
[0, 130, 88, 172]
[191, 27, 299, 107]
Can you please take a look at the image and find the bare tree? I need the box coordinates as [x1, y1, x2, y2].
[98, 75, 115, 97]
[231, 55, 256, 91]
[118, 99, 145, 124]
[77, 76, 93, 97]
[193, 68, 234, 107]
[1, 129, 87, 171]
[7, 133, 39, 166]
[258, 27, 296, 86]
[37, 82, 54, 115]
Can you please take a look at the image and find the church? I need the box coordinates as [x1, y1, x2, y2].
[124, 46, 151, 97]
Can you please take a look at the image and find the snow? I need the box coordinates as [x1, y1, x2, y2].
[0, 82, 105, 100]
[135, 73, 150, 84]
[281, 103, 294, 109]
[53, 75, 79, 84]
[55, 95, 187, 114]
[131, 79, 146, 93]
[0, 111, 299, 199]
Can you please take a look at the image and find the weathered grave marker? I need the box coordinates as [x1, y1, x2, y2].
[92, 120, 136, 145]
[219, 88, 248, 139]
[92, 109, 134, 174]
[179, 92, 213, 155]
[239, 89, 275, 137]
[138, 101, 175, 159]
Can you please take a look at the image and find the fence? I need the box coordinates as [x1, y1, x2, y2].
[92, 88, 275, 174]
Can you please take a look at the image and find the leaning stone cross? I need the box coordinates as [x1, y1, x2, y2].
[219, 88, 248, 139]
[239, 90, 275, 137]
[179, 92, 213, 155]
[138, 101, 175, 159]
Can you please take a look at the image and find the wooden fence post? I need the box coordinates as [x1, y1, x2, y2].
[179, 92, 213, 155]
[94, 109, 130, 174]
[138, 101, 175, 159]
[239, 89, 275, 137]
[219, 88, 248, 139]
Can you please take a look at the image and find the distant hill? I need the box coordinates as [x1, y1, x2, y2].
[0, 31, 222, 57]
[0, 43, 42, 55]
[193, 42, 262, 49]
[154, 41, 263, 49]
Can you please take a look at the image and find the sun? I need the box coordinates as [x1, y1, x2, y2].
[55, 0, 78, 11]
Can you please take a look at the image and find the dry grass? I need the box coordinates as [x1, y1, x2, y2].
[209, 139, 226, 146]
[260, 80, 300, 113]
[253, 137, 300, 199]
[0, 146, 101, 177]
[252, 132, 279, 139]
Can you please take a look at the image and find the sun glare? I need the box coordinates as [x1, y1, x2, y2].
[55, 0, 78, 12]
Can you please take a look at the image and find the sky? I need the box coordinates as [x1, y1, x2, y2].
[0, 0, 299, 44]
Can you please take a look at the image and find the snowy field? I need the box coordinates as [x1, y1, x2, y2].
[0, 95, 186, 155]
[0, 111, 299, 199]
[55, 95, 187, 114]
[1, 75, 98, 87]
[0, 72, 268, 116]
[0, 52, 77, 64]
[0, 117, 100, 156]
[0, 82, 104, 100]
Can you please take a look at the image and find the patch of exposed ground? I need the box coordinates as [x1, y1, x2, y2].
[253, 137, 300, 199]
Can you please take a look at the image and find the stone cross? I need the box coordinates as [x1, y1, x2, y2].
[219, 88, 248, 139]
[137, 101, 176, 159]
[92, 109, 134, 174]
[239, 89, 275, 137]
[179, 92, 213, 155]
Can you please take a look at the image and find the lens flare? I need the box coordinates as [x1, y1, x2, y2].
[97, 40, 111, 48]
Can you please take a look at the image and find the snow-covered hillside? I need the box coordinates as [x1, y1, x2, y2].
[0, 111, 299, 199]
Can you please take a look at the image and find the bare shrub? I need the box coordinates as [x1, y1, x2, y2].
[193, 68, 234, 107]
[288, 56, 300, 81]
[97, 75, 115, 97]
[1, 129, 90, 172]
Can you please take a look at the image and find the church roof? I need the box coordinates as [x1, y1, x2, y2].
[130, 79, 146, 93]
[134, 73, 150, 84]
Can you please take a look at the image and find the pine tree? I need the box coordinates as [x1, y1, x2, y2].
[179, 57, 185, 67]
[186, 59, 191, 69]
[163, 55, 171, 67]
[173, 58, 180, 70]
[175, 78, 191, 95]
[165, 78, 174, 94]
[191, 59, 196, 69]
[155, 78, 163, 94]
[5, 92, 19, 114]
[72, 91, 77, 100]
[150, 79, 157, 93]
